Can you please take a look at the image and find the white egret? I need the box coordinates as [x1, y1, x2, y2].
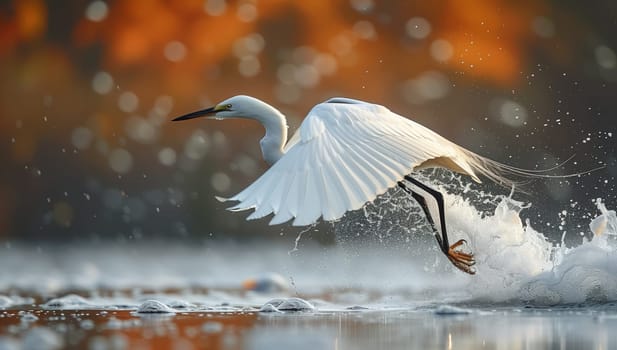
[172, 95, 550, 274]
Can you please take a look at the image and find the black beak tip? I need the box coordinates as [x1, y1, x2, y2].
[171, 106, 217, 122]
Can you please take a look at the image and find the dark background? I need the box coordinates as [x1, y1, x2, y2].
[1, 0, 615, 244]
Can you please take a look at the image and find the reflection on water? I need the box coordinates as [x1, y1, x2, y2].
[1, 307, 616, 350]
[253, 309, 617, 350]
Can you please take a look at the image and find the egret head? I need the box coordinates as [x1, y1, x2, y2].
[172, 95, 265, 122]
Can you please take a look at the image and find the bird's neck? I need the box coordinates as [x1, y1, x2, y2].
[254, 105, 288, 166]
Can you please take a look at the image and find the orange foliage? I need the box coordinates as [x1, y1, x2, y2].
[15, 0, 47, 41]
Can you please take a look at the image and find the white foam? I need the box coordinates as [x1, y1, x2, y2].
[441, 190, 617, 305]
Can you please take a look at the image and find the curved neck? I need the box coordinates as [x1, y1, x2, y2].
[252, 104, 288, 165]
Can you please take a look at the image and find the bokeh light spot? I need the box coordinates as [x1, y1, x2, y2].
[210, 172, 231, 192]
[237, 3, 257, 22]
[204, 0, 227, 16]
[164, 41, 187, 62]
[405, 17, 431, 39]
[238, 56, 261, 77]
[85, 1, 108, 22]
[532, 16, 555, 38]
[402, 71, 450, 104]
[430, 39, 454, 62]
[350, 0, 374, 13]
[595, 45, 616, 69]
[108, 148, 133, 174]
[125, 116, 157, 144]
[158, 148, 177, 166]
[91, 72, 114, 95]
[494, 99, 528, 128]
[184, 130, 210, 160]
[118, 92, 139, 113]
[353, 21, 377, 40]
[71, 127, 94, 150]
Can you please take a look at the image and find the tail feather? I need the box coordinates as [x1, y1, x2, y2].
[462, 150, 602, 190]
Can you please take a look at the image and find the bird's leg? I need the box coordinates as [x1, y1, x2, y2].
[398, 176, 475, 275]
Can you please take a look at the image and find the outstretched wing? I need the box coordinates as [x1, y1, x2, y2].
[221, 99, 494, 226]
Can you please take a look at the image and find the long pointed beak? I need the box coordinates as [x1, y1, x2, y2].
[172, 106, 218, 121]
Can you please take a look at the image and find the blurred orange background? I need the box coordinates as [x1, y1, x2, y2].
[1, 0, 615, 242]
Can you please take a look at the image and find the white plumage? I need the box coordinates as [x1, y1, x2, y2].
[225, 98, 484, 226]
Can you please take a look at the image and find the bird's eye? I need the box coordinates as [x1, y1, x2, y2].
[226, 104, 232, 109]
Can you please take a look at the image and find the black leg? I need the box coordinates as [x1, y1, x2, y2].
[398, 175, 476, 274]
[398, 176, 449, 254]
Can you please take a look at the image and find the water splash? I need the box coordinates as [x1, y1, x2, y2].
[338, 169, 617, 305]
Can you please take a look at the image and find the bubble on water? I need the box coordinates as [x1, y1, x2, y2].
[92, 71, 114, 95]
[108, 148, 133, 174]
[204, 0, 226, 16]
[238, 56, 261, 77]
[117, 92, 139, 113]
[71, 127, 94, 150]
[137, 300, 175, 313]
[532, 16, 555, 38]
[405, 17, 431, 39]
[158, 148, 177, 166]
[164, 41, 187, 62]
[237, 3, 257, 22]
[184, 130, 210, 160]
[430, 39, 454, 62]
[595, 45, 616, 70]
[211, 172, 231, 192]
[353, 20, 377, 40]
[402, 71, 450, 104]
[41, 294, 93, 310]
[125, 116, 157, 144]
[85, 1, 108, 22]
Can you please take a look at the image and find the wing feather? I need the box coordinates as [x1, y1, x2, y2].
[220, 100, 507, 226]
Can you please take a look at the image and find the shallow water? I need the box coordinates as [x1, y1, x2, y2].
[1, 187, 616, 349]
